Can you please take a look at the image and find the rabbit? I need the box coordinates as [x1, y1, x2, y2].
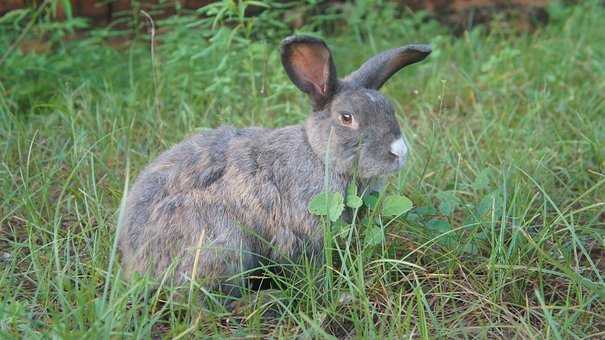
[117, 35, 431, 296]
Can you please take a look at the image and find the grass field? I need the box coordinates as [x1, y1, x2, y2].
[1, 1, 604, 338]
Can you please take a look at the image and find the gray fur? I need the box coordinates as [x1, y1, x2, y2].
[118, 36, 431, 295]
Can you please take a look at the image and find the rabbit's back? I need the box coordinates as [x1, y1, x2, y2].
[118, 125, 338, 284]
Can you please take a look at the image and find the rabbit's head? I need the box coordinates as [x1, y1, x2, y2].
[281, 36, 431, 179]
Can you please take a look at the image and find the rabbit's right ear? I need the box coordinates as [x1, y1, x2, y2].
[281, 35, 337, 109]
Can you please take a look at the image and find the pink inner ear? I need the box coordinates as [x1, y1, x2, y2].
[290, 44, 330, 95]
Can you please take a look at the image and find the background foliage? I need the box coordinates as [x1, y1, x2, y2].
[1, 0, 604, 338]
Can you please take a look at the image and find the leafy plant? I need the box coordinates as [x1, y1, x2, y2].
[308, 191, 345, 222]
[382, 194, 413, 217]
[435, 190, 460, 216]
[345, 180, 363, 209]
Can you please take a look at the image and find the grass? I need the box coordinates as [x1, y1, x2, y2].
[1, 1, 604, 338]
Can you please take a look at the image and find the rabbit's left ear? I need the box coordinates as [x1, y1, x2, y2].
[345, 44, 431, 90]
[281, 35, 338, 109]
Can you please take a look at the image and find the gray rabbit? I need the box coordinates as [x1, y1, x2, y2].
[118, 36, 431, 295]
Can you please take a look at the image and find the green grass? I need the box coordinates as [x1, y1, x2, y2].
[1, 1, 604, 338]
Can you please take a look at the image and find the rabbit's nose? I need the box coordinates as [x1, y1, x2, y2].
[389, 137, 408, 160]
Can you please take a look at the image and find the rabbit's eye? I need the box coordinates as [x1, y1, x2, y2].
[339, 112, 354, 126]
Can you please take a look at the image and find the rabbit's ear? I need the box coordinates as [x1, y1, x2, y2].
[345, 44, 431, 90]
[281, 35, 338, 109]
